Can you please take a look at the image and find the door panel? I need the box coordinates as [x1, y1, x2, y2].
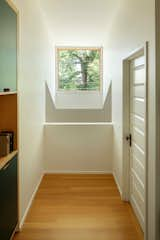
[133, 85, 145, 98]
[132, 98, 145, 118]
[133, 171, 145, 197]
[131, 156, 145, 183]
[132, 127, 145, 151]
[130, 55, 146, 231]
[131, 115, 145, 132]
[133, 68, 145, 84]
[132, 142, 145, 166]
[131, 183, 145, 218]
[133, 56, 145, 67]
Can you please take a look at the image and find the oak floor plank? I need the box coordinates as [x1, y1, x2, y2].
[14, 174, 143, 240]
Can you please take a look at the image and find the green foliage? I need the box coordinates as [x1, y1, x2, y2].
[58, 49, 101, 90]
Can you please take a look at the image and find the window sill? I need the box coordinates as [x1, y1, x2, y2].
[44, 122, 113, 126]
[56, 90, 102, 95]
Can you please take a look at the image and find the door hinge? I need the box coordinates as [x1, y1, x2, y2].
[126, 134, 132, 147]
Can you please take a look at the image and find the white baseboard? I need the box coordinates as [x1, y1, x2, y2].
[19, 173, 44, 230]
[113, 172, 122, 197]
[44, 170, 113, 174]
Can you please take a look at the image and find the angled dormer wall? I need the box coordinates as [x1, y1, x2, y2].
[45, 83, 112, 122]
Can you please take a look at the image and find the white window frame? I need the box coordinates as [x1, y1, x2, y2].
[55, 46, 103, 94]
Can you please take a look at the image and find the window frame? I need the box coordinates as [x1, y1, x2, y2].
[55, 46, 103, 93]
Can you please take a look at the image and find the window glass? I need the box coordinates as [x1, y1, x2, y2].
[57, 48, 102, 91]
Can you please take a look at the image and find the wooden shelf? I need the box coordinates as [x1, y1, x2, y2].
[0, 91, 17, 96]
[0, 150, 18, 170]
[0, 93, 18, 149]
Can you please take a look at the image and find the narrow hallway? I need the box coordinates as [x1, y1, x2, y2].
[0, 0, 157, 239]
[14, 174, 143, 240]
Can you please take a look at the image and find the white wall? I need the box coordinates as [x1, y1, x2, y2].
[44, 124, 113, 173]
[40, 0, 116, 109]
[105, 0, 156, 238]
[46, 84, 112, 122]
[11, 0, 50, 224]
[55, 91, 103, 109]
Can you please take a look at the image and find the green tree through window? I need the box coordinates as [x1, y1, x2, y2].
[57, 48, 102, 91]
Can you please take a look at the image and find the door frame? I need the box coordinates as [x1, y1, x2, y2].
[122, 43, 148, 236]
[155, 1, 160, 240]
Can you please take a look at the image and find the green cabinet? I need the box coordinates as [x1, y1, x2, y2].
[0, 0, 17, 92]
[0, 155, 18, 240]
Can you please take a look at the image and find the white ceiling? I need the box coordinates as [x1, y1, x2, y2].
[38, 0, 121, 44]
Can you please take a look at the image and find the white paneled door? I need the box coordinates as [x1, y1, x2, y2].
[129, 54, 146, 231]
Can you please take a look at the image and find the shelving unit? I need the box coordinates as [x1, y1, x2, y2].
[0, 0, 18, 151]
[0, 1, 19, 239]
[0, 91, 17, 96]
[0, 93, 18, 150]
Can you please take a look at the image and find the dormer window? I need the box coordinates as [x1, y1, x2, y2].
[56, 47, 103, 91]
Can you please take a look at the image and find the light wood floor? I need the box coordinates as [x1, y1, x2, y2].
[14, 174, 143, 240]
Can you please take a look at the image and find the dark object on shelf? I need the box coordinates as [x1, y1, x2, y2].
[0, 154, 18, 240]
[3, 88, 10, 92]
[0, 131, 14, 157]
